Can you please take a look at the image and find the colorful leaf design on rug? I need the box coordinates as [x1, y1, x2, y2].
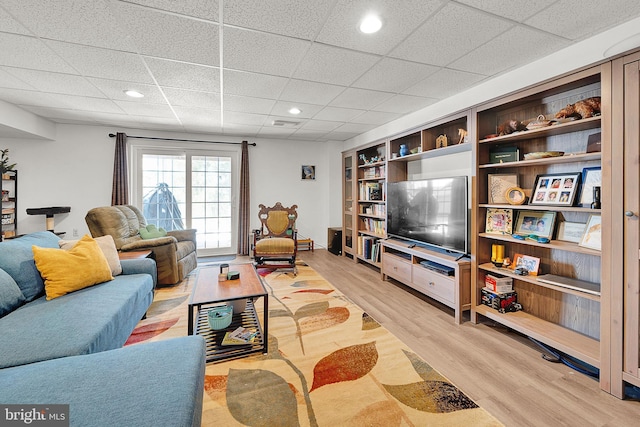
[203, 375, 227, 402]
[350, 400, 405, 426]
[124, 317, 179, 345]
[299, 306, 350, 335]
[292, 289, 334, 295]
[310, 342, 378, 392]
[226, 368, 299, 427]
[291, 280, 329, 288]
[383, 381, 478, 412]
[144, 295, 188, 318]
[362, 312, 381, 330]
[403, 348, 444, 382]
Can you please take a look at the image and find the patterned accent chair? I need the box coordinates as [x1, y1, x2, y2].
[85, 205, 197, 286]
[253, 203, 298, 273]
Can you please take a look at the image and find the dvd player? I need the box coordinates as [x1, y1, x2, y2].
[419, 260, 455, 276]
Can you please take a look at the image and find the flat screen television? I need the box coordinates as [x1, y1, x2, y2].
[387, 176, 468, 254]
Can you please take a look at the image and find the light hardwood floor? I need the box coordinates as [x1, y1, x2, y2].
[295, 249, 640, 427]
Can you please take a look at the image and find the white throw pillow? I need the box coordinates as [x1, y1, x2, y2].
[59, 235, 122, 276]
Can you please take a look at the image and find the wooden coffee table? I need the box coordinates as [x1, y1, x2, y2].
[187, 263, 268, 363]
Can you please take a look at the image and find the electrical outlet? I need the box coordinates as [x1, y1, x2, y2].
[73, 228, 78, 237]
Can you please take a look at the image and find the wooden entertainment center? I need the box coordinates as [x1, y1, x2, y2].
[342, 49, 640, 398]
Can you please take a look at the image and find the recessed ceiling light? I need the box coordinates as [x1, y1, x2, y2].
[289, 107, 302, 115]
[359, 14, 382, 34]
[124, 89, 144, 98]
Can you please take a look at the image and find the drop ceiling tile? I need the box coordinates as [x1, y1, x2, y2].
[173, 105, 221, 126]
[0, 88, 74, 108]
[293, 43, 380, 86]
[87, 78, 165, 103]
[525, 0, 640, 40]
[0, 7, 31, 35]
[222, 70, 288, 98]
[256, 126, 297, 138]
[222, 123, 261, 136]
[334, 122, 377, 133]
[329, 87, 393, 110]
[224, 0, 334, 40]
[300, 120, 342, 132]
[46, 94, 125, 114]
[223, 27, 310, 77]
[46, 41, 154, 84]
[111, 2, 219, 65]
[352, 57, 440, 93]
[450, 26, 568, 76]
[223, 111, 267, 126]
[323, 130, 360, 141]
[313, 106, 365, 122]
[224, 94, 275, 115]
[124, 0, 219, 21]
[390, 2, 513, 66]
[279, 79, 345, 105]
[289, 129, 331, 141]
[19, 105, 104, 122]
[316, 0, 444, 55]
[1, 0, 136, 51]
[0, 68, 35, 90]
[403, 68, 486, 99]
[162, 87, 220, 109]
[113, 100, 175, 117]
[270, 101, 323, 118]
[5, 69, 105, 97]
[349, 111, 400, 126]
[0, 33, 76, 73]
[372, 94, 438, 114]
[145, 58, 219, 92]
[455, 0, 557, 22]
[183, 123, 223, 134]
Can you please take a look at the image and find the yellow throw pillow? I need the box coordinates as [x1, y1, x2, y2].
[59, 235, 122, 276]
[33, 234, 114, 300]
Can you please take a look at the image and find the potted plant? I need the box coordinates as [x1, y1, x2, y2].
[0, 149, 16, 178]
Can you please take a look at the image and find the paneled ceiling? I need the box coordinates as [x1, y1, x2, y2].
[1, 0, 640, 142]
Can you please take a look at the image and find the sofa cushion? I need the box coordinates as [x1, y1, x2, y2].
[0, 231, 61, 301]
[0, 268, 25, 318]
[0, 273, 154, 369]
[139, 224, 167, 239]
[59, 234, 122, 276]
[33, 234, 114, 300]
[0, 336, 205, 427]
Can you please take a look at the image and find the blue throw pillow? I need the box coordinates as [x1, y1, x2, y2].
[0, 268, 25, 317]
[0, 231, 61, 301]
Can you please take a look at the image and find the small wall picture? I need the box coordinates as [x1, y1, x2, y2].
[302, 165, 315, 180]
[514, 210, 556, 239]
[529, 172, 581, 206]
[579, 214, 602, 251]
[485, 208, 513, 235]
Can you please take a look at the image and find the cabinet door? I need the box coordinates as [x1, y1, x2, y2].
[623, 59, 640, 385]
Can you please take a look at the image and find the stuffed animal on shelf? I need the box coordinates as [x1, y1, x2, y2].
[554, 96, 601, 119]
[497, 119, 527, 136]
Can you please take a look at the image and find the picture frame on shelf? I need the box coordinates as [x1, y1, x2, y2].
[529, 172, 581, 206]
[488, 174, 518, 204]
[578, 167, 602, 207]
[557, 221, 587, 243]
[485, 208, 513, 235]
[505, 187, 526, 205]
[579, 214, 602, 251]
[512, 253, 541, 276]
[514, 210, 556, 239]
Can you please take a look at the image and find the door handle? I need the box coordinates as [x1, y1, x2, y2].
[625, 211, 636, 218]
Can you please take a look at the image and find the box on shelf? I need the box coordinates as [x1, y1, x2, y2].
[481, 287, 518, 311]
[485, 274, 513, 293]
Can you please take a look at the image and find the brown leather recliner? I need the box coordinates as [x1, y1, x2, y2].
[85, 205, 197, 286]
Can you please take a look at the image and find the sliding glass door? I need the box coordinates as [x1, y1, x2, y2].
[132, 146, 238, 256]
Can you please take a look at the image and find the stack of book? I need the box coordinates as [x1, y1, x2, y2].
[221, 326, 258, 345]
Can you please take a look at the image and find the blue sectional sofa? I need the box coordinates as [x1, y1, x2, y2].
[0, 232, 205, 426]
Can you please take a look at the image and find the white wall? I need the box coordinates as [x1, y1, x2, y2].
[0, 123, 336, 249]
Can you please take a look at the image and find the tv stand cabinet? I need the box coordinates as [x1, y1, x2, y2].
[380, 238, 471, 324]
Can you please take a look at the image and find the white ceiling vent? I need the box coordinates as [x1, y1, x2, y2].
[272, 120, 301, 127]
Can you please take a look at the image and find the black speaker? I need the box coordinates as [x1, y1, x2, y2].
[327, 228, 342, 255]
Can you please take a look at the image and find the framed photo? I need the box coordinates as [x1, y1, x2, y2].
[505, 187, 526, 205]
[578, 167, 602, 207]
[557, 221, 586, 243]
[579, 214, 602, 251]
[485, 208, 513, 235]
[514, 210, 556, 239]
[301, 165, 315, 180]
[529, 172, 581, 206]
[512, 253, 541, 276]
[488, 174, 518, 204]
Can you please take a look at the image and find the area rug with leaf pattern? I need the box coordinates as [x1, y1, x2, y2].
[126, 262, 502, 426]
